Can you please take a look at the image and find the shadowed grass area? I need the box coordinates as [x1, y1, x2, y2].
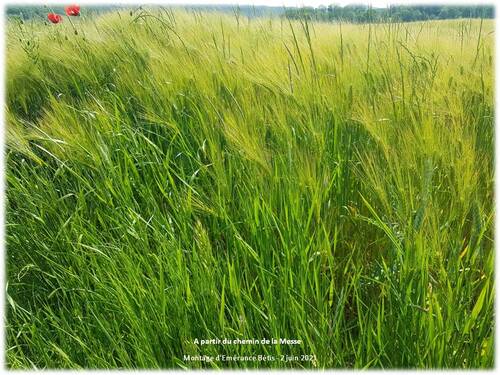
[5, 8, 494, 369]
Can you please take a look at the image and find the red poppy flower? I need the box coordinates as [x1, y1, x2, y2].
[65, 5, 80, 16]
[47, 13, 63, 24]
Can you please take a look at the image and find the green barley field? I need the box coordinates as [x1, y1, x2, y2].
[5, 7, 494, 369]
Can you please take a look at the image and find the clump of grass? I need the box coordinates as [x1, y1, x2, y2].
[5, 9, 494, 369]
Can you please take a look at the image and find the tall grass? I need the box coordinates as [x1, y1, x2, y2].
[5, 9, 494, 369]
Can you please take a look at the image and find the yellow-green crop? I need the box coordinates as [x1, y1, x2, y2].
[6, 8, 494, 369]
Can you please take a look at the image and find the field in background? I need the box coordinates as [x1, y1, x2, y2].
[6, 8, 494, 369]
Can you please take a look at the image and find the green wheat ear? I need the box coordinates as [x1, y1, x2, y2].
[413, 157, 433, 232]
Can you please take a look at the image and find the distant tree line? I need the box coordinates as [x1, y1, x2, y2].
[6, 5, 122, 20]
[284, 5, 495, 23]
[6, 4, 495, 23]
[5, 4, 284, 21]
